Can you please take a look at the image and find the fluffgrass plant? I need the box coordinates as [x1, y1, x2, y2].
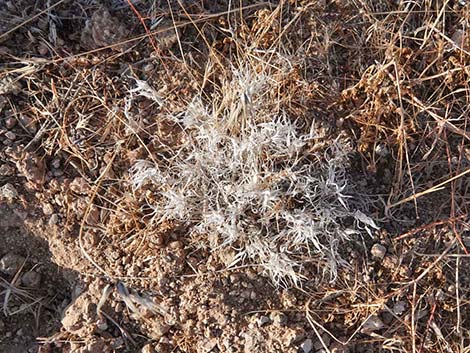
[129, 60, 377, 287]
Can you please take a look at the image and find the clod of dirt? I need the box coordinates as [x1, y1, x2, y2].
[21, 271, 41, 288]
[16, 152, 45, 186]
[0, 253, 25, 276]
[81, 7, 129, 50]
[61, 290, 99, 337]
[370, 243, 387, 259]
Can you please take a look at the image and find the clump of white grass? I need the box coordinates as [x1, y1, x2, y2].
[129, 61, 377, 287]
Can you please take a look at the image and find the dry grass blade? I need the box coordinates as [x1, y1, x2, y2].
[387, 167, 470, 210]
[0, 0, 69, 42]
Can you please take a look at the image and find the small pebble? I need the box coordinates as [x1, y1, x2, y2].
[371, 243, 387, 259]
[48, 214, 59, 225]
[5, 117, 16, 129]
[42, 203, 54, 216]
[257, 315, 271, 326]
[393, 301, 406, 315]
[19, 115, 37, 133]
[143, 63, 154, 72]
[0, 253, 25, 276]
[361, 315, 385, 333]
[21, 271, 41, 288]
[38, 44, 48, 56]
[169, 241, 183, 249]
[96, 318, 108, 332]
[5, 131, 16, 141]
[51, 158, 61, 169]
[300, 338, 313, 353]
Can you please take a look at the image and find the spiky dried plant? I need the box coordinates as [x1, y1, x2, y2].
[129, 56, 377, 287]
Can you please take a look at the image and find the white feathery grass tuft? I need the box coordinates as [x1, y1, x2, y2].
[129, 62, 377, 287]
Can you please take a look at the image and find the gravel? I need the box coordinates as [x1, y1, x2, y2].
[370, 244, 387, 259]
